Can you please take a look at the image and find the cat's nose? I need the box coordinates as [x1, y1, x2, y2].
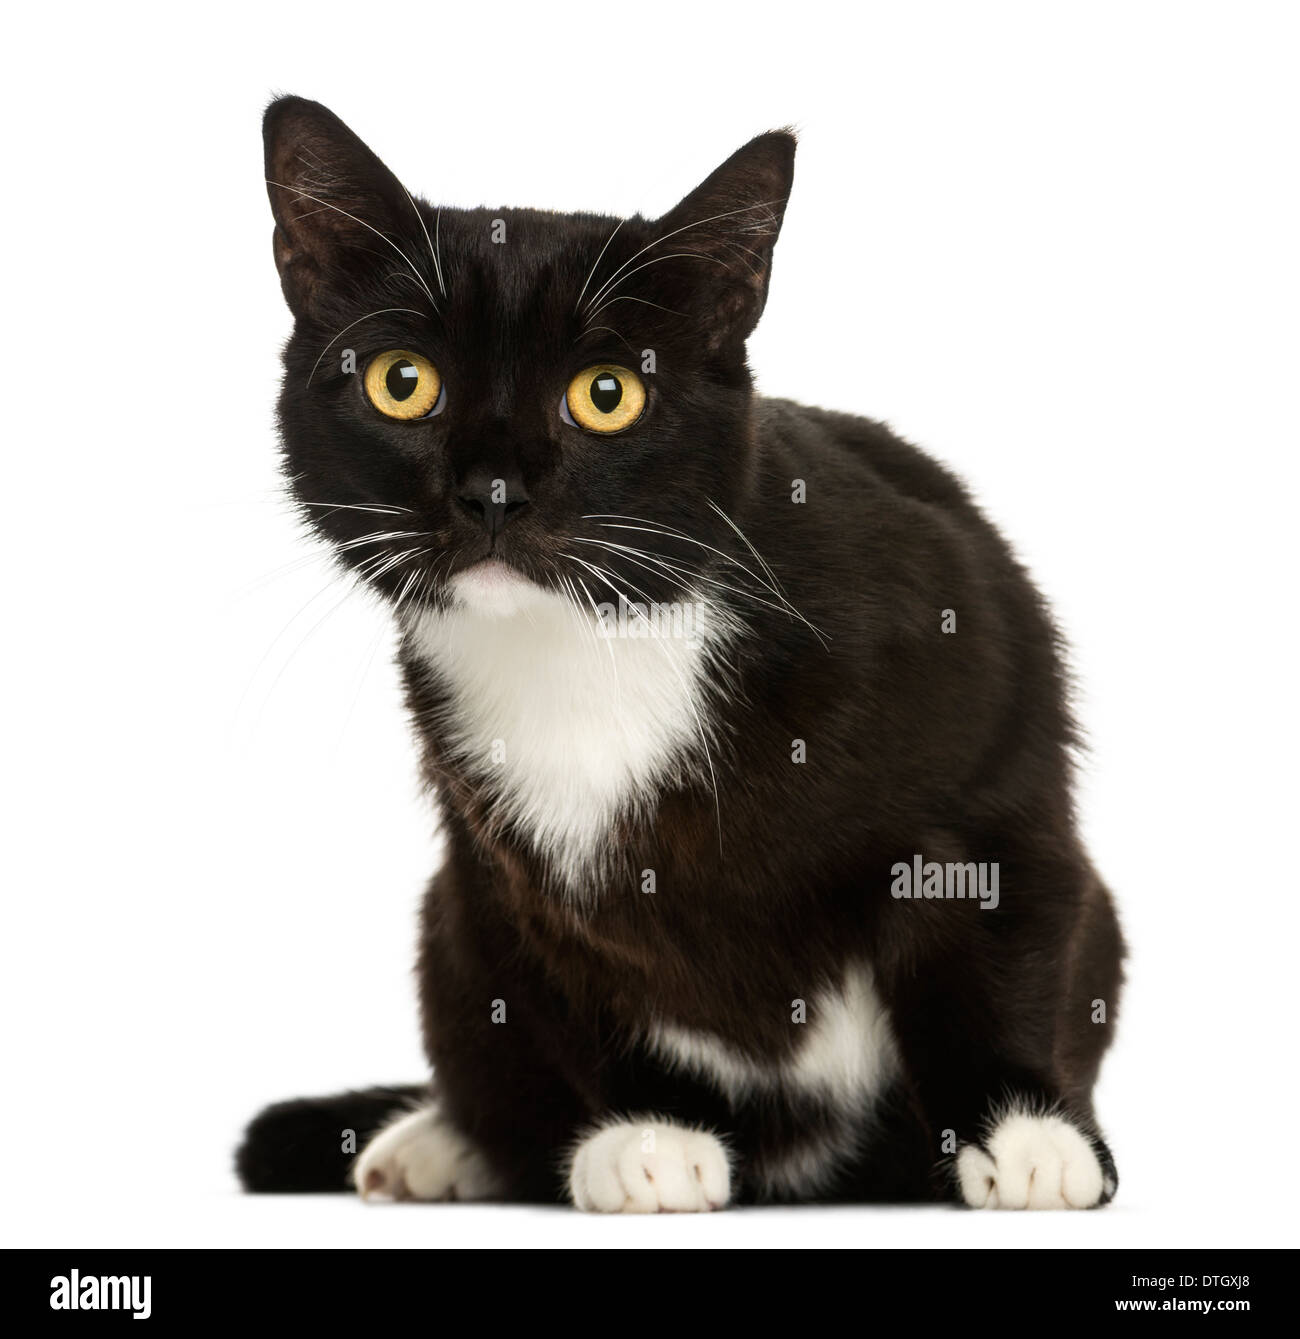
[454, 467, 531, 538]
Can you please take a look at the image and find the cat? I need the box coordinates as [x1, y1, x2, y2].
[236, 96, 1124, 1211]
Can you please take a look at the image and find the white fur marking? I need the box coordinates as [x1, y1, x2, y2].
[569, 1117, 731, 1213]
[756, 1131, 860, 1199]
[646, 964, 899, 1108]
[646, 965, 899, 1197]
[406, 586, 731, 888]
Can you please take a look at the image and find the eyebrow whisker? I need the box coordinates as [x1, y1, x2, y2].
[267, 177, 441, 314]
[307, 308, 427, 387]
[573, 217, 625, 315]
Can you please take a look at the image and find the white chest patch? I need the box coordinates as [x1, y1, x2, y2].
[404, 576, 730, 888]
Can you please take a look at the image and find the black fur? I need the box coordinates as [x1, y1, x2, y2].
[237, 1087, 429, 1193]
[237, 97, 1124, 1207]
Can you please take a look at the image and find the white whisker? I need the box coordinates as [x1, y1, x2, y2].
[582, 198, 783, 316]
[266, 177, 441, 313]
[707, 498, 790, 600]
[585, 294, 688, 326]
[573, 218, 625, 314]
[299, 501, 414, 517]
[560, 554, 723, 852]
[581, 252, 727, 324]
[307, 308, 426, 387]
[402, 185, 446, 299]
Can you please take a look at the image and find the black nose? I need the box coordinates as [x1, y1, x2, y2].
[455, 468, 530, 537]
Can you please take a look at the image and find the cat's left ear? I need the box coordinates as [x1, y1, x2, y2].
[654, 130, 796, 352]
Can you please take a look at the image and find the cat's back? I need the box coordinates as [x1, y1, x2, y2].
[754, 395, 984, 522]
[750, 394, 1058, 679]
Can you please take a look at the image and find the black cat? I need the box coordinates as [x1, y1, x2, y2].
[237, 97, 1123, 1211]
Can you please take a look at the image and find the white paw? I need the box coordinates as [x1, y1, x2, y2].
[957, 1110, 1112, 1209]
[353, 1104, 498, 1202]
[569, 1118, 731, 1213]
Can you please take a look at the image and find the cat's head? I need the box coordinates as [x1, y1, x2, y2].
[264, 97, 794, 618]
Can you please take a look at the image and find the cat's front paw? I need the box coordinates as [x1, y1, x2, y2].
[569, 1118, 731, 1213]
[353, 1104, 498, 1202]
[956, 1109, 1116, 1209]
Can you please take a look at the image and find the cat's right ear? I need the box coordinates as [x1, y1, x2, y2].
[263, 96, 422, 319]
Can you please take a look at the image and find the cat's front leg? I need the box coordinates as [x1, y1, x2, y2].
[895, 1008, 1118, 1211]
[886, 875, 1120, 1209]
[567, 1116, 732, 1213]
[355, 1105, 734, 1211]
[952, 1103, 1117, 1210]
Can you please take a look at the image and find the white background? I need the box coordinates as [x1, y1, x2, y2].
[2, 1, 1296, 1249]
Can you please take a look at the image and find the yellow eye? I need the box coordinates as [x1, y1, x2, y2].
[364, 349, 443, 420]
[565, 364, 646, 434]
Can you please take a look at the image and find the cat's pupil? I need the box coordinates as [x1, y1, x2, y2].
[387, 360, 420, 401]
[591, 375, 622, 413]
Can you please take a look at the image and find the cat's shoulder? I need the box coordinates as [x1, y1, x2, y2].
[754, 395, 977, 512]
